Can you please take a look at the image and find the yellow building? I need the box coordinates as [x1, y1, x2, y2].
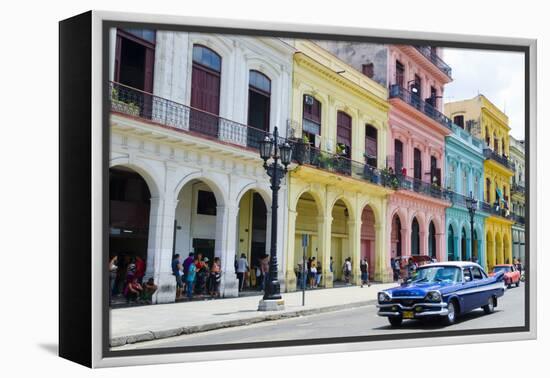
[285, 40, 393, 291]
[445, 95, 514, 271]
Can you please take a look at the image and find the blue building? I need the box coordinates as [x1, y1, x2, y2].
[444, 124, 487, 269]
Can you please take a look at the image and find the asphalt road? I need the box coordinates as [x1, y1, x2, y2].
[114, 285, 526, 350]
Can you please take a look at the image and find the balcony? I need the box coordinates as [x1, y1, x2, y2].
[292, 142, 391, 188]
[478, 200, 512, 219]
[512, 182, 526, 194]
[483, 148, 515, 171]
[110, 82, 273, 151]
[414, 46, 453, 78]
[510, 213, 525, 225]
[389, 85, 453, 131]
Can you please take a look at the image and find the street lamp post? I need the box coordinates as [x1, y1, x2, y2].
[465, 192, 478, 263]
[258, 126, 292, 311]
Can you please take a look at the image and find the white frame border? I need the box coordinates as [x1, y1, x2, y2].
[90, 10, 537, 368]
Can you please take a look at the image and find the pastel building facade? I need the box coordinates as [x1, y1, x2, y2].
[443, 123, 487, 269]
[285, 40, 393, 291]
[108, 29, 295, 302]
[509, 136, 526, 263]
[317, 42, 455, 268]
[445, 95, 515, 271]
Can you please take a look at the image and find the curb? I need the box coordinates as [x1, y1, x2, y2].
[110, 299, 377, 347]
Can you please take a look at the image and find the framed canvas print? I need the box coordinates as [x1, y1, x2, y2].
[59, 10, 537, 368]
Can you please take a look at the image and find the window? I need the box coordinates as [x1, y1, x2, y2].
[430, 156, 440, 186]
[394, 139, 404, 173]
[362, 63, 374, 78]
[190, 45, 222, 137]
[413, 148, 422, 180]
[365, 125, 378, 167]
[303, 95, 321, 145]
[411, 217, 420, 255]
[197, 190, 217, 216]
[115, 29, 156, 93]
[122, 29, 156, 43]
[463, 268, 472, 282]
[395, 60, 404, 87]
[454, 115, 465, 129]
[462, 169, 468, 196]
[247, 70, 271, 146]
[337, 111, 352, 158]
[413, 74, 422, 97]
[486, 178, 491, 202]
[472, 267, 484, 280]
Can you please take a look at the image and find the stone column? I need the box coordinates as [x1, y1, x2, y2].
[319, 215, 333, 288]
[348, 218, 362, 285]
[284, 209, 298, 292]
[375, 223, 391, 282]
[453, 236, 460, 261]
[466, 237, 472, 261]
[216, 205, 239, 298]
[401, 226, 411, 258]
[478, 239, 485, 270]
[147, 196, 178, 304]
[436, 232, 445, 262]
[419, 230, 428, 256]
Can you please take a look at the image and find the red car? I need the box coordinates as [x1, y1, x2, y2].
[490, 264, 521, 288]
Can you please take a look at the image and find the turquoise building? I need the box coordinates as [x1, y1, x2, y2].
[444, 124, 487, 269]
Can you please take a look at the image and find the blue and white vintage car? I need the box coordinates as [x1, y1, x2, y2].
[377, 262, 505, 327]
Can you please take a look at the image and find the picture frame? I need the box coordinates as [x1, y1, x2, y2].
[59, 10, 537, 368]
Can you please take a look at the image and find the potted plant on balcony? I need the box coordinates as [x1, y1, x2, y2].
[111, 86, 140, 116]
[380, 167, 399, 190]
[317, 152, 334, 170]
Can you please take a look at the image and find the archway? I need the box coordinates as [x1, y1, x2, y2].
[237, 190, 269, 290]
[495, 232, 503, 265]
[391, 213, 402, 258]
[411, 217, 420, 255]
[109, 167, 152, 295]
[447, 224, 455, 261]
[361, 205, 376, 280]
[331, 199, 352, 284]
[461, 227, 468, 261]
[428, 221, 436, 258]
[486, 231, 495, 271]
[294, 192, 321, 289]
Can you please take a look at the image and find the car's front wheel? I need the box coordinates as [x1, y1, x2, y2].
[388, 316, 402, 327]
[442, 300, 457, 326]
[483, 296, 496, 314]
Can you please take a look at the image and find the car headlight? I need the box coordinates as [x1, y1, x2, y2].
[378, 292, 391, 303]
[425, 291, 441, 302]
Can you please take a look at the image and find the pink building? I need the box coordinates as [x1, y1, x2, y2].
[385, 45, 453, 273]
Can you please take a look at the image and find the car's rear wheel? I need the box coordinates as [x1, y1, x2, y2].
[507, 282, 511, 289]
[516, 280, 520, 287]
[388, 316, 402, 327]
[442, 300, 457, 326]
[483, 296, 496, 314]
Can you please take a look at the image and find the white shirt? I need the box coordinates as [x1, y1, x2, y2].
[236, 257, 249, 273]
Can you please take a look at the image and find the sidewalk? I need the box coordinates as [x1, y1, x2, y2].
[110, 283, 396, 347]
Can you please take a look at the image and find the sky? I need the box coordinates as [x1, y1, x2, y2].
[442, 47, 525, 140]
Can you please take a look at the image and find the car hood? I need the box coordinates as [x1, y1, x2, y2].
[385, 282, 458, 297]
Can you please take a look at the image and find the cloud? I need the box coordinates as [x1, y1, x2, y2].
[443, 48, 525, 140]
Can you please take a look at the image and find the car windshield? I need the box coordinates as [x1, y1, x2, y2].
[411, 266, 461, 284]
[494, 266, 511, 273]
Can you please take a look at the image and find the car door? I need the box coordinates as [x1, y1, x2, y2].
[459, 267, 477, 312]
[471, 266, 487, 308]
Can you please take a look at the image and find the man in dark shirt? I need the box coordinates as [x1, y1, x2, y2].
[172, 254, 183, 299]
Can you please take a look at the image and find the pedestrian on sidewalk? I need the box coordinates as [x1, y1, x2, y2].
[260, 254, 270, 291]
[315, 261, 323, 287]
[109, 256, 118, 302]
[236, 253, 249, 292]
[124, 276, 143, 303]
[172, 254, 183, 300]
[329, 256, 334, 283]
[186, 258, 197, 299]
[343, 257, 352, 285]
[360, 258, 370, 287]
[142, 277, 158, 303]
[209, 257, 221, 297]
[308, 257, 317, 288]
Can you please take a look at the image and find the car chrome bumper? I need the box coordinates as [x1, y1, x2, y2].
[377, 302, 448, 317]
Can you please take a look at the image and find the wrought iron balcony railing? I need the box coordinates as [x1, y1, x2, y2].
[292, 142, 389, 187]
[512, 182, 526, 194]
[389, 85, 453, 131]
[510, 213, 525, 225]
[110, 81, 276, 151]
[477, 200, 512, 219]
[483, 148, 515, 171]
[414, 46, 453, 78]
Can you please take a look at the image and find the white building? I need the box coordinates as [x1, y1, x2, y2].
[108, 28, 295, 303]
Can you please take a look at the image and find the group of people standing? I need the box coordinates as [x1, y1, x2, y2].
[109, 255, 158, 304]
[235, 253, 270, 292]
[390, 257, 420, 283]
[172, 252, 221, 300]
[296, 256, 371, 288]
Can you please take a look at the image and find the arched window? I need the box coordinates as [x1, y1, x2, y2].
[493, 132, 499, 153]
[485, 127, 491, 147]
[336, 111, 352, 158]
[302, 95, 321, 146]
[247, 70, 271, 147]
[365, 125, 377, 167]
[190, 45, 222, 137]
